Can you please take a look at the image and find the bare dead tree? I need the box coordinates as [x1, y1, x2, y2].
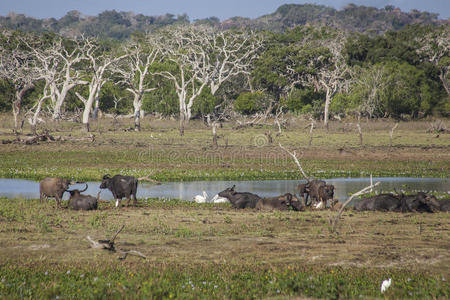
[298, 30, 352, 130]
[155, 26, 263, 136]
[352, 65, 387, 118]
[0, 31, 40, 133]
[24, 36, 89, 120]
[112, 39, 159, 131]
[279, 143, 310, 180]
[415, 26, 450, 97]
[212, 121, 219, 149]
[389, 122, 399, 148]
[26, 81, 52, 135]
[75, 36, 128, 132]
[356, 114, 363, 146]
[274, 105, 285, 136]
[308, 119, 315, 147]
[330, 181, 380, 233]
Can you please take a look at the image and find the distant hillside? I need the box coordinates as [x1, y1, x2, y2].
[226, 4, 446, 34]
[0, 4, 447, 39]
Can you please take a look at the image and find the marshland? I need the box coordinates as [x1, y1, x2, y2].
[0, 5, 450, 298]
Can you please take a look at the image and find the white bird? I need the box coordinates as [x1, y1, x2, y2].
[211, 194, 229, 203]
[193, 191, 208, 203]
[314, 201, 324, 209]
[381, 278, 392, 293]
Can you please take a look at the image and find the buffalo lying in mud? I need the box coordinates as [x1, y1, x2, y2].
[401, 192, 441, 213]
[354, 194, 406, 212]
[256, 193, 303, 211]
[39, 177, 76, 207]
[218, 185, 261, 209]
[100, 174, 138, 208]
[67, 183, 100, 211]
[354, 192, 442, 213]
[438, 199, 450, 212]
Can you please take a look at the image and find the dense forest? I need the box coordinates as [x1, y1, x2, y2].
[0, 3, 449, 135]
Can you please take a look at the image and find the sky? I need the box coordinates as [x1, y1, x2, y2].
[1, 0, 449, 20]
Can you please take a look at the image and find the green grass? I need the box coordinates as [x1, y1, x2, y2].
[0, 118, 449, 181]
[0, 198, 449, 299]
[1, 263, 448, 299]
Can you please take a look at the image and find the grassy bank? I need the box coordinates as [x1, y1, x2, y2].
[0, 198, 449, 299]
[0, 117, 449, 181]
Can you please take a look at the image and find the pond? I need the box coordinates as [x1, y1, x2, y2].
[0, 177, 449, 202]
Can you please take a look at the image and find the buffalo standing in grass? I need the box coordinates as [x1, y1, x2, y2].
[297, 179, 328, 206]
[316, 184, 335, 209]
[67, 183, 100, 211]
[100, 174, 138, 208]
[39, 177, 76, 208]
[218, 185, 261, 209]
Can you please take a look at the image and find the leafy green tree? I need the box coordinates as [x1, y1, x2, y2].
[234, 91, 270, 115]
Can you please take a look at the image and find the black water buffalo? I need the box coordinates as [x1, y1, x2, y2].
[317, 184, 335, 208]
[401, 192, 441, 213]
[308, 179, 327, 206]
[354, 194, 406, 212]
[39, 177, 75, 207]
[296, 182, 309, 206]
[218, 185, 261, 209]
[100, 174, 138, 208]
[67, 184, 99, 211]
[297, 179, 327, 206]
[256, 193, 303, 211]
[438, 199, 450, 212]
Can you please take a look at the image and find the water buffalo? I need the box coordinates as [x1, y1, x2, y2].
[308, 179, 327, 206]
[296, 182, 309, 206]
[218, 185, 261, 209]
[67, 183, 99, 211]
[330, 199, 343, 211]
[297, 179, 327, 206]
[401, 192, 441, 213]
[317, 184, 335, 208]
[100, 174, 138, 208]
[354, 194, 406, 212]
[438, 199, 450, 212]
[39, 177, 75, 207]
[256, 193, 303, 211]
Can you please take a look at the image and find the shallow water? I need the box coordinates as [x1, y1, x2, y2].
[0, 177, 448, 202]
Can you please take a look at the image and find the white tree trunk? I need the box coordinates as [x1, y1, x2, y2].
[81, 84, 99, 132]
[324, 88, 331, 129]
[133, 94, 142, 131]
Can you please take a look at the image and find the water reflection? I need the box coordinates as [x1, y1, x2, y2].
[0, 177, 448, 201]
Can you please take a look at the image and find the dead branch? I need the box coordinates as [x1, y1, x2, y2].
[86, 225, 146, 260]
[308, 119, 314, 147]
[389, 123, 399, 148]
[118, 250, 147, 260]
[330, 181, 380, 233]
[279, 143, 310, 180]
[356, 115, 363, 146]
[212, 121, 218, 149]
[138, 174, 161, 185]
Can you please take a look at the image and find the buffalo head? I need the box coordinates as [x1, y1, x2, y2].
[218, 185, 236, 198]
[100, 174, 112, 189]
